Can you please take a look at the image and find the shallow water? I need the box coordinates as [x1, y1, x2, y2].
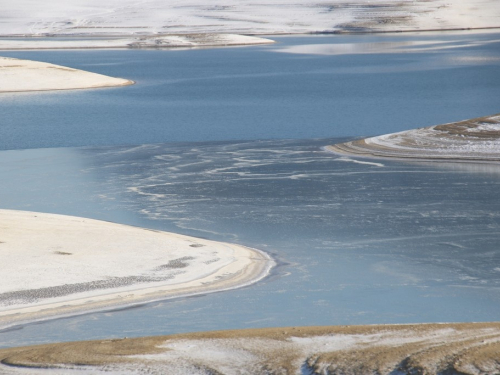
[1, 32, 500, 348]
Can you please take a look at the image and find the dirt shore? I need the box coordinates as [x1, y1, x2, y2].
[327, 113, 500, 163]
[1, 322, 499, 374]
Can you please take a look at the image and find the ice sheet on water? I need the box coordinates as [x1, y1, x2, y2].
[2, 138, 500, 346]
[78, 138, 500, 290]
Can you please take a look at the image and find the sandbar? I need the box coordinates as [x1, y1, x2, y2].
[0, 210, 273, 329]
[0, 57, 133, 92]
[327, 113, 500, 163]
[0, 323, 499, 374]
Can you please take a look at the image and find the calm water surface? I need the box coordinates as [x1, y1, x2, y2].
[1, 31, 500, 150]
[1, 32, 500, 347]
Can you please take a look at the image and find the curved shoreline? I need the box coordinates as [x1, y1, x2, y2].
[0, 210, 274, 330]
[327, 113, 500, 164]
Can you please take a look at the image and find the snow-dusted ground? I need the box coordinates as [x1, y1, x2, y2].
[328, 114, 500, 162]
[0, 210, 273, 329]
[0, 34, 274, 50]
[1, 323, 500, 374]
[1, 0, 499, 38]
[0, 56, 132, 92]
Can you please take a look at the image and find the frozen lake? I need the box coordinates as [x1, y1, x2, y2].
[1, 31, 500, 347]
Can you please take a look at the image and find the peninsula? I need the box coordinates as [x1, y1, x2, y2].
[327, 113, 500, 163]
[0, 56, 133, 92]
[0, 210, 273, 329]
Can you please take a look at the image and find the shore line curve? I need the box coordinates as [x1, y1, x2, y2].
[0, 209, 274, 330]
[327, 113, 500, 164]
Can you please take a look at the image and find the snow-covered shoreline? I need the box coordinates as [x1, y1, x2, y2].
[1, 323, 499, 374]
[0, 56, 133, 92]
[0, 34, 273, 93]
[0, 34, 274, 50]
[0, 210, 274, 330]
[327, 113, 500, 163]
[1, 0, 499, 42]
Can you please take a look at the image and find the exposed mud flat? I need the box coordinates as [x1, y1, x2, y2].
[1, 323, 499, 374]
[327, 113, 500, 163]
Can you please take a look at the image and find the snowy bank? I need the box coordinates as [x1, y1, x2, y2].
[0, 0, 499, 38]
[0, 210, 273, 329]
[0, 57, 133, 92]
[0, 34, 274, 50]
[1, 323, 500, 374]
[327, 113, 500, 163]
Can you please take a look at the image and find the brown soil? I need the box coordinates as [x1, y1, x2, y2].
[1, 322, 500, 374]
[327, 113, 500, 162]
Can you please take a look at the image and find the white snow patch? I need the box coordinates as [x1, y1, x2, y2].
[337, 157, 384, 167]
[465, 123, 500, 132]
[0, 34, 274, 50]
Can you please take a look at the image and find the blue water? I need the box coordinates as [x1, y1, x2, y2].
[1, 32, 500, 150]
[1, 32, 500, 348]
[1, 139, 500, 348]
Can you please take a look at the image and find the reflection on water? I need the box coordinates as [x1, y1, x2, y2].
[273, 40, 447, 55]
[1, 138, 500, 347]
[273, 38, 500, 56]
